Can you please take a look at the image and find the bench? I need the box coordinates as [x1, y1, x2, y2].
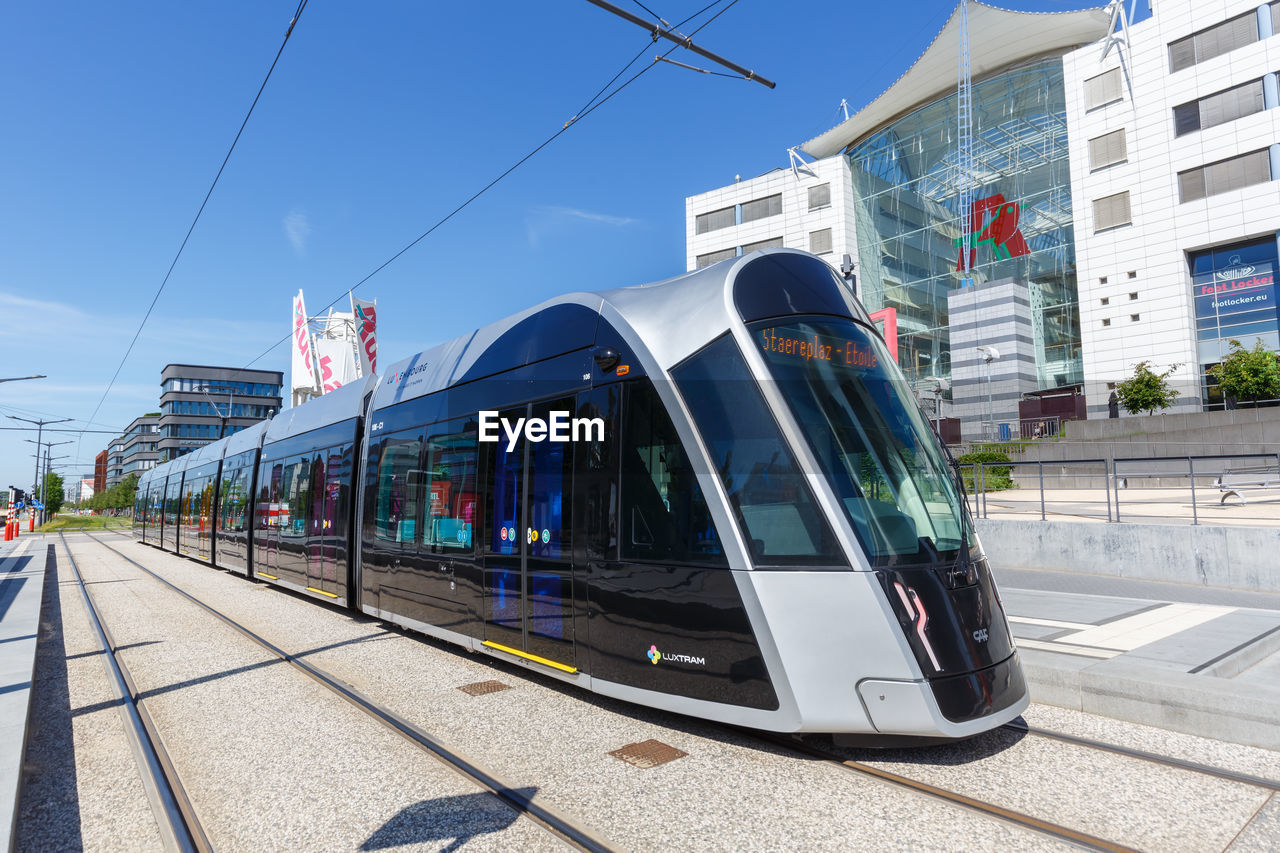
[1214, 470, 1280, 504]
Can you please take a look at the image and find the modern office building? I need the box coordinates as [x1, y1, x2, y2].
[686, 0, 1280, 437]
[157, 364, 283, 460]
[105, 413, 162, 487]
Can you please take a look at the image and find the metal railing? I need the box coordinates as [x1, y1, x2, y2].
[961, 452, 1280, 525]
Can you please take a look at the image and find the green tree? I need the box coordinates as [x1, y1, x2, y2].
[1116, 360, 1181, 415]
[43, 472, 64, 514]
[1209, 338, 1280, 404]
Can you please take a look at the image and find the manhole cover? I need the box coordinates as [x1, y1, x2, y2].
[609, 739, 687, 768]
[458, 680, 510, 696]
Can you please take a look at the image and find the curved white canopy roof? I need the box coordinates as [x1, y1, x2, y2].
[800, 2, 1111, 159]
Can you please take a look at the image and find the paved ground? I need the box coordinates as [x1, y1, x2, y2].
[972, 487, 1280, 526]
[6, 531, 1279, 850]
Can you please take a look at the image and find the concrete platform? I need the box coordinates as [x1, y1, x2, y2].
[996, 566, 1280, 751]
[0, 535, 47, 851]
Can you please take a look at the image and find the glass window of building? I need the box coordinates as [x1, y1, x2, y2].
[1190, 237, 1280, 404]
[695, 206, 735, 234]
[1168, 10, 1261, 72]
[740, 194, 781, 223]
[808, 183, 831, 210]
[1084, 68, 1122, 110]
[1093, 191, 1132, 231]
[1173, 79, 1265, 137]
[1088, 129, 1127, 170]
[1178, 150, 1272, 202]
[742, 237, 783, 254]
[847, 56, 1082, 392]
[696, 247, 737, 269]
[809, 228, 833, 255]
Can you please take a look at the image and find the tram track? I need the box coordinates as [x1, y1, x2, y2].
[749, 730, 1138, 853]
[91, 528, 1277, 851]
[1001, 720, 1280, 793]
[57, 533, 212, 853]
[77, 531, 616, 853]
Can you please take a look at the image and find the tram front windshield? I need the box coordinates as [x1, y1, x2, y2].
[751, 317, 972, 567]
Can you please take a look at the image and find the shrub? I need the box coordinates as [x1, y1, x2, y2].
[957, 450, 1014, 491]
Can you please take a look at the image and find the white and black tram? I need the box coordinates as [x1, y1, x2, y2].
[134, 249, 1028, 739]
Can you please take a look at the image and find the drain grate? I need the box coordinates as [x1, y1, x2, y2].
[457, 680, 511, 696]
[609, 739, 687, 768]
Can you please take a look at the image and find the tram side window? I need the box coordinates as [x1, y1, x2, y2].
[422, 423, 478, 553]
[375, 430, 424, 546]
[620, 382, 726, 565]
[672, 334, 843, 566]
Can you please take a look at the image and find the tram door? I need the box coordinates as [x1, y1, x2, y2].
[307, 449, 343, 594]
[483, 398, 576, 670]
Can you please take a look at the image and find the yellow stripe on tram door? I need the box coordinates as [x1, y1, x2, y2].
[306, 586, 339, 599]
[482, 640, 578, 674]
[257, 572, 278, 580]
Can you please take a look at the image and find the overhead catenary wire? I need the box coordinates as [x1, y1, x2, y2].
[78, 0, 309, 458]
[234, 0, 758, 376]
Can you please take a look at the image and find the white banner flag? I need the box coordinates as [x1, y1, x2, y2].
[352, 296, 378, 377]
[291, 290, 318, 394]
[315, 337, 359, 394]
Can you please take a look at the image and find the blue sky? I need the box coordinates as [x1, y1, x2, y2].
[0, 1, 1134, 491]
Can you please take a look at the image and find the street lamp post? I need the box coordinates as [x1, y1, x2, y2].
[975, 346, 1000, 441]
[11, 416, 72, 517]
[34, 439, 72, 524]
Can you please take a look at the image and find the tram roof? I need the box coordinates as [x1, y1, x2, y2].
[264, 373, 376, 445]
[800, 2, 1111, 159]
[371, 257, 740, 411]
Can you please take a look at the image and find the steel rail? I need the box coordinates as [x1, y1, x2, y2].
[751, 731, 1138, 853]
[79, 532, 617, 853]
[57, 535, 212, 853]
[1002, 721, 1280, 792]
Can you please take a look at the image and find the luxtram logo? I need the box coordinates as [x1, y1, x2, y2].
[645, 644, 706, 666]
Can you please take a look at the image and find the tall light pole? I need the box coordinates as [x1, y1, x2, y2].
[975, 345, 1000, 441]
[37, 440, 72, 523]
[11, 416, 72, 511]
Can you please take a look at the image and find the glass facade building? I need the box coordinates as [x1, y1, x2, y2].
[846, 57, 1081, 391]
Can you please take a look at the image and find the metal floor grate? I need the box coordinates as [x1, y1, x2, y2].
[457, 680, 511, 696]
[609, 739, 687, 768]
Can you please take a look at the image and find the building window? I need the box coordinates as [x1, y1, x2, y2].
[807, 183, 831, 211]
[1100, 297, 1110, 306]
[1168, 10, 1261, 73]
[1088, 128, 1127, 170]
[1100, 276, 1108, 284]
[1093, 191, 1132, 231]
[742, 237, 784, 254]
[809, 228, 833, 255]
[695, 206, 736, 235]
[1172, 79, 1266, 137]
[1102, 318, 1111, 327]
[695, 247, 737, 269]
[1178, 149, 1272, 203]
[1130, 314, 1140, 322]
[1084, 68, 1122, 110]
[1128, 271, 1137, 279]
[740, 194, 782, 223]
[1129, 292, 1138, 300]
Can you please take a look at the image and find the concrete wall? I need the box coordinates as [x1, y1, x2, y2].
[976, 517, 1280, 592]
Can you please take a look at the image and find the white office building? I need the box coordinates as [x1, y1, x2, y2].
[685, 0, 1280, 437]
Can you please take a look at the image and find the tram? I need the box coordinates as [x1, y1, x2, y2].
[134, 249, 1028, 738]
